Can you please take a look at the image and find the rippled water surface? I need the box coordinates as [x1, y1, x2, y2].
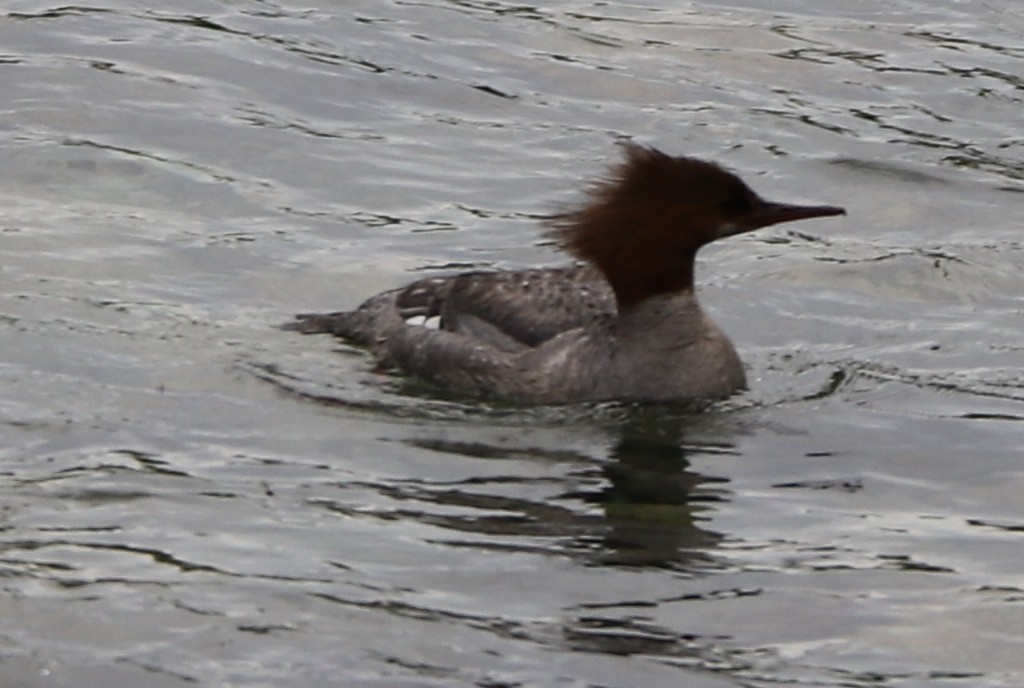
[2, 1, 1023, 686]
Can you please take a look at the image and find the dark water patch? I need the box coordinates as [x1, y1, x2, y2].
[829, 156, 951, 183]
[774, 477, 864, 492]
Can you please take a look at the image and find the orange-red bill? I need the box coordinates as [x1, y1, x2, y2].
[744, 201, 846, 230]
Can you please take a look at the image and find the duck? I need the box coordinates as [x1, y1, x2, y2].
[285, 143, 845, 404]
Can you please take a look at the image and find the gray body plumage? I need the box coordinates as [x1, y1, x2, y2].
[287, 266, 745, 404]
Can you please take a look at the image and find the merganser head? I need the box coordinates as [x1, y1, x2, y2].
[546, 143, 845, 308]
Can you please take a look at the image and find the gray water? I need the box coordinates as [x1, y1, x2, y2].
[1, 1, 1023, 686]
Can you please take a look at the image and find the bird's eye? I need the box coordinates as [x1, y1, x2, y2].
[717, 195, 753, 214]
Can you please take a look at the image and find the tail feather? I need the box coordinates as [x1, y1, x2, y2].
[281, 312, 357, 336]
[282, 288, 405, 346]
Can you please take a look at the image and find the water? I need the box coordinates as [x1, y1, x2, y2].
[1, 1, 1022, 686]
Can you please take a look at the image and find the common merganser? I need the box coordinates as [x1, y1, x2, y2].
[286, 144, 844, 404]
